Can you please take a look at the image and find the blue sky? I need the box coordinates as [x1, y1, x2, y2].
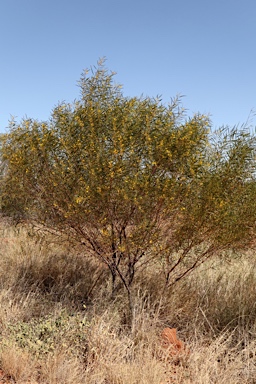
[1, 0, 256, 133]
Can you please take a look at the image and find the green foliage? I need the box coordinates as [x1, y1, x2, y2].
[1, 60, 256, 306]
[1, 310, 89, 358]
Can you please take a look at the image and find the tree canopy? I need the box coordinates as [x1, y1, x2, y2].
[1, 61, 256, 310]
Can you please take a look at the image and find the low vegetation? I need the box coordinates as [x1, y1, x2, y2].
[0, 224, 254, 383]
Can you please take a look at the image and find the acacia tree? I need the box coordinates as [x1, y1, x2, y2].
[1, 62, 256, 313]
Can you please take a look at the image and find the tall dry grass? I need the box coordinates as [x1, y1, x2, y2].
[0, 222, 255, 383]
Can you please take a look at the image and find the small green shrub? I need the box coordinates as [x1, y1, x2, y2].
[1, 310, 89, 358]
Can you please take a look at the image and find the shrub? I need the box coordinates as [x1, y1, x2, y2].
[1, 60, 255, 315]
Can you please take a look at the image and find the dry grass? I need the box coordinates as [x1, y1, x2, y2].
[0, 222, 255, 383]
[0, 346, 37, 383]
